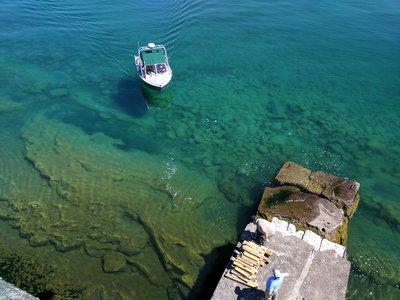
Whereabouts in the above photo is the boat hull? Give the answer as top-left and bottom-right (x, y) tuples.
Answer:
(139, 78), (170, 91)
(137, 71), (173, 91)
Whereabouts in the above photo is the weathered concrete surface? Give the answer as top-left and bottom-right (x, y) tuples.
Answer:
(300, 250), (350, 299)
(275, 162), (312, 190)
(0, 278), (38, 300)
(211, 222), (350, 300)
(275, 161), (360, 217)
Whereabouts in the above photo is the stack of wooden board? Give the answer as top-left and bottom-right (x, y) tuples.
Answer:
(224, 240), (273, 288)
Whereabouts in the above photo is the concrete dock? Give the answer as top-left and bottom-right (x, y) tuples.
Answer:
(211, 219), (351, 300)
(210, 161), (360, 299)
(0, 278), (38, 300)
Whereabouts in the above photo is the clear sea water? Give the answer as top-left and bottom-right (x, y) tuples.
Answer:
(0, 0), (399, 299)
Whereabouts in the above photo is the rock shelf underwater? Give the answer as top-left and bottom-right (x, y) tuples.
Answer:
(1, 112), (241, 298)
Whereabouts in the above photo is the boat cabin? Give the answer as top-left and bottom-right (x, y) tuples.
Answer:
(140, 48), (167, 75)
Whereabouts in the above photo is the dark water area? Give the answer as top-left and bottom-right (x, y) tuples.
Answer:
(1, 0), (399, 298)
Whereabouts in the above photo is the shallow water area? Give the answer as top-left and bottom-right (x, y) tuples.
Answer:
(1, 0), (400, 299)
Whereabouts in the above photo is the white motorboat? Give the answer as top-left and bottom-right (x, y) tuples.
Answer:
(134, 43), (173, 90)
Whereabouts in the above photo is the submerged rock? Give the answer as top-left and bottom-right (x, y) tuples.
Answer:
(0, 98), (25, 113)
(118, 237), (147, 256)
(85, 239), (116, 258)
(49, 88), (69, 97)
(15, 115), (236, 297)
(102, 252), (126, 273)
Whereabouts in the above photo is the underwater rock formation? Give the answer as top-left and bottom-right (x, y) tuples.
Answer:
(0, 115), (238, 298)
(102, 252), (127, 272)
(0, 98), (25, 113)
(49, 88), (69, 98)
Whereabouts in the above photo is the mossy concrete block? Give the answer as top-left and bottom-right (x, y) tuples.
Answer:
(262, 161), (362, 246)
(259, 185), (300, 214)
(274, 161), (360, 218)
(275, 161), (311, 187)
(259, 186), (344, 242)
(322, 179), (360, 217)
(307, 202), (344, 235)
(306, 171), (328, 194)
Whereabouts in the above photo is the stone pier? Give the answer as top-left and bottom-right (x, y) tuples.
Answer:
(211, 220), (350, 300)
(0, 278), (38, 300)
(211, 161), (360, 300)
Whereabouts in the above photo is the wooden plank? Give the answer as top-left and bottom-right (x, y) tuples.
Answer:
(225, 270), (249, 283)
(243, 240), (274, 256)
(243, 241), (268, 254)
(232, 260), (258, 274)
(243, 250), (262, 262)
(232, 264), (255, 278)
(229, 268), (254, 281)
(229, 268), (256, 284)
(239, 253), (264, 266)
(242, 245), (265, 257)
(242, 246), (270, 264)
(224, 271), (258, 288)
(243, 240), (268, 252)
(233, 256), (259, 268)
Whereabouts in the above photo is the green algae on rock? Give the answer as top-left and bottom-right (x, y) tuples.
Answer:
(0, 247), (82, 299)
(102, 252), (127, 273)
(1, 114), (238, 298)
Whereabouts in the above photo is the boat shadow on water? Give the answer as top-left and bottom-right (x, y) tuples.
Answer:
(114, 78), (173, 117)
(139, 81), (173, 108)
(114, 78), (148, 117)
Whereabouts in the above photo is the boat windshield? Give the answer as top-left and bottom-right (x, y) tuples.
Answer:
(145, 64), (167, 75)
(157, 64), (167, 73)
(146, 65), (155, 75)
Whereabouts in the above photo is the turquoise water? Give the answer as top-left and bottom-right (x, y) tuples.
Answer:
(1, 0), (399, 298)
